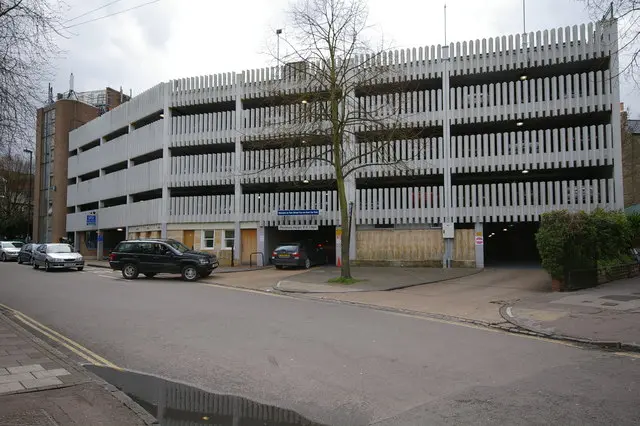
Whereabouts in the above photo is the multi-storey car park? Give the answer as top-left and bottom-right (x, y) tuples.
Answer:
(66, 20), (622, 267)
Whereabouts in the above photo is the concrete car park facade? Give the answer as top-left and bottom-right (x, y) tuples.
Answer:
(66, 21), (622, 266)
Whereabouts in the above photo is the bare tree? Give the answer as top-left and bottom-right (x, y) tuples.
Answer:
(0, 0), (64, 152)
(0, 152), (31, 238)
(581, 0), (640, 84)
(252, 0), (427, 279)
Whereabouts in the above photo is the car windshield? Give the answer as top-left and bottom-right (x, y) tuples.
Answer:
(47, 244), (73, 253)
(275, 244), (300, 252)
(165, 240), (190, 253)
(2, 242), (21, 248)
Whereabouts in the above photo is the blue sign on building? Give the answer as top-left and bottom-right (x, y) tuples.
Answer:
(86, 214), (97, 226)
(277, 209), (320, 216)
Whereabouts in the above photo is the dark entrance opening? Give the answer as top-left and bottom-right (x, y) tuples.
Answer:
(102, 228), (127, 259)
(265, 226), (336, 265)
(484, 222), (541, 268)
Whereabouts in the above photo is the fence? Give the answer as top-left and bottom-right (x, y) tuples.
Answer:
(565, 263), (640, 291)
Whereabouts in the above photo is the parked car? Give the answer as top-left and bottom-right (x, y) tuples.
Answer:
(17, 243), (40, 265)
(108, 239), (219, 281)
(32, 243), (84, 271)
(0, 241), (24, 262)
(271, 240), (327, 269)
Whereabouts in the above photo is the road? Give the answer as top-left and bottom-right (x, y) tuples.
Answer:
(0, 262), (639, 425)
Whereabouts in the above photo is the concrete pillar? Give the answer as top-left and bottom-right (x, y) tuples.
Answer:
(441, 44), (454, 268)
(609, 22), (624, 210)
(475, 222), (485, 269)
(96, 230), (103, 261)
(160, 83), (172, 238)
(232, 73), (245, 265)
(256, 226), (265, 266)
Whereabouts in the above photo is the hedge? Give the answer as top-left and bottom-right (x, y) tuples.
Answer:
(536, 209), (634, 281)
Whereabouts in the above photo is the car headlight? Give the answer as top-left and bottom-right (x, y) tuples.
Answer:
(198, 258), (209, 264)
(77, 256), (83, 261)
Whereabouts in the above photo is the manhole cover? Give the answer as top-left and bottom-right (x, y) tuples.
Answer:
(600, 295), (640, 302)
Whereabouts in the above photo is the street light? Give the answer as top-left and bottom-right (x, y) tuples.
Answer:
(23, 148), (33, 241)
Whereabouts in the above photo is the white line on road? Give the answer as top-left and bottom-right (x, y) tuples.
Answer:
(506, 307), (514, 318)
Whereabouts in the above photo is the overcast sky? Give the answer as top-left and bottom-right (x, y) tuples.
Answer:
(51, 0), (640, 114)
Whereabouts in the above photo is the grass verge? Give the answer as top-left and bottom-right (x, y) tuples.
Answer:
(327, 277), (365, 285)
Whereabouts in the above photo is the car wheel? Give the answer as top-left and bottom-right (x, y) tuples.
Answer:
(181, 265), (198, 282)
(77, 267), (84, 271)
(44, 261), (50, 272)
(1, 253), (6, 262)
(33, 262), (39, 269)
(304, 258), (311, 269)
(275, 265), (283, 270)
(198, 271), (212, 278)
(122, 263), (139, 280)
(143, 273), (157, 278)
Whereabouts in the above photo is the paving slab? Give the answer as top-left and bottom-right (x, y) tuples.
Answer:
(0, 309), (152, 424)
(503, 276), (640, 347)
(275, 266), (481, 293)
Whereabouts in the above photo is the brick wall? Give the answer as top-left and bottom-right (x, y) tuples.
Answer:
(622, 112), (640, 208)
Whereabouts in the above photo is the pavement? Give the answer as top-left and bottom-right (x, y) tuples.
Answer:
(2, 262), (640, 425)
(0, 307), (153, 425)
(303, 267), (551, 324)
(274, 266), (480, 293)
(502, 276), (640, 350)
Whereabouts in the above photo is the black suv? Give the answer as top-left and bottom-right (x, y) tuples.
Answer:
(109, 239), (219, 281)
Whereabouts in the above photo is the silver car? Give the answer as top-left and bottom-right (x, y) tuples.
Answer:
(0, 241), (24, 262)
(32, 243), (85, 271)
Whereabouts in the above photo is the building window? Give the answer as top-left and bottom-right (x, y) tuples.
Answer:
(224, 230), (234, 249)
(203, 230), (215, 249)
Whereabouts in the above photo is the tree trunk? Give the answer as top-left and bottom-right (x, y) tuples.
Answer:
(336, 174), (351, 279)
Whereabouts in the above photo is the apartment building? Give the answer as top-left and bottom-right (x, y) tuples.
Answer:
(66, 21), (622, 266)
(33, 86), (130, 246)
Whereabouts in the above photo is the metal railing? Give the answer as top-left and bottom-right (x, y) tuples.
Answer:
(249, 252), (264, 267)
(565, 263), (640, 291)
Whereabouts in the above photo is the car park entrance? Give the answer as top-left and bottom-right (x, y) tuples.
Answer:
(264, 225), (336, 266)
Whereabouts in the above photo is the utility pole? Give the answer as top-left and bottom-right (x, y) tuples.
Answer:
(276, 29), (283, 77)
(23, 148), (33, 241)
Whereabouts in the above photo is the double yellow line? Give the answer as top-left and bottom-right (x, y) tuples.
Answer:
(0, 303), (120, 369)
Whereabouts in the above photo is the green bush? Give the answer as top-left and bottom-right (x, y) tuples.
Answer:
(628, 212), (640, 245)
(536, 209), (634, 281)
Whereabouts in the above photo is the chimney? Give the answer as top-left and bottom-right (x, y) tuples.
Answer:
(120, 86), (123, 103)
(69, 73), (74, 92)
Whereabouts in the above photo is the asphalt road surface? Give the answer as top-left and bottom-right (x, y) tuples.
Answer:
(1, 262), (639, 425)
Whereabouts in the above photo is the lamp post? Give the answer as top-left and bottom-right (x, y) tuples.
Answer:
(23, 148), (33, 241)
(276, 29), (282, 77)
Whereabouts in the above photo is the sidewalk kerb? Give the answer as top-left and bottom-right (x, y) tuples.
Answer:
(0, 307), (156, 424)
(499, 305), (640, 353)
(274, 267), (485, 294)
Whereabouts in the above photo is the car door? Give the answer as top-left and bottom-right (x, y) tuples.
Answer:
(136, 242), (157, 272)
(34, 245), (46, 265)
(154, 243), (180, 274)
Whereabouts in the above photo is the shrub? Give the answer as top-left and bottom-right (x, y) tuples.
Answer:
(536, 209), (632, 282)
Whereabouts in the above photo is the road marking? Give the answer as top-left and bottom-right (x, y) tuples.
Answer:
(506, 307), (514, 318)
(0, 303), (120, 369)
(202, 283), (291, 298)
